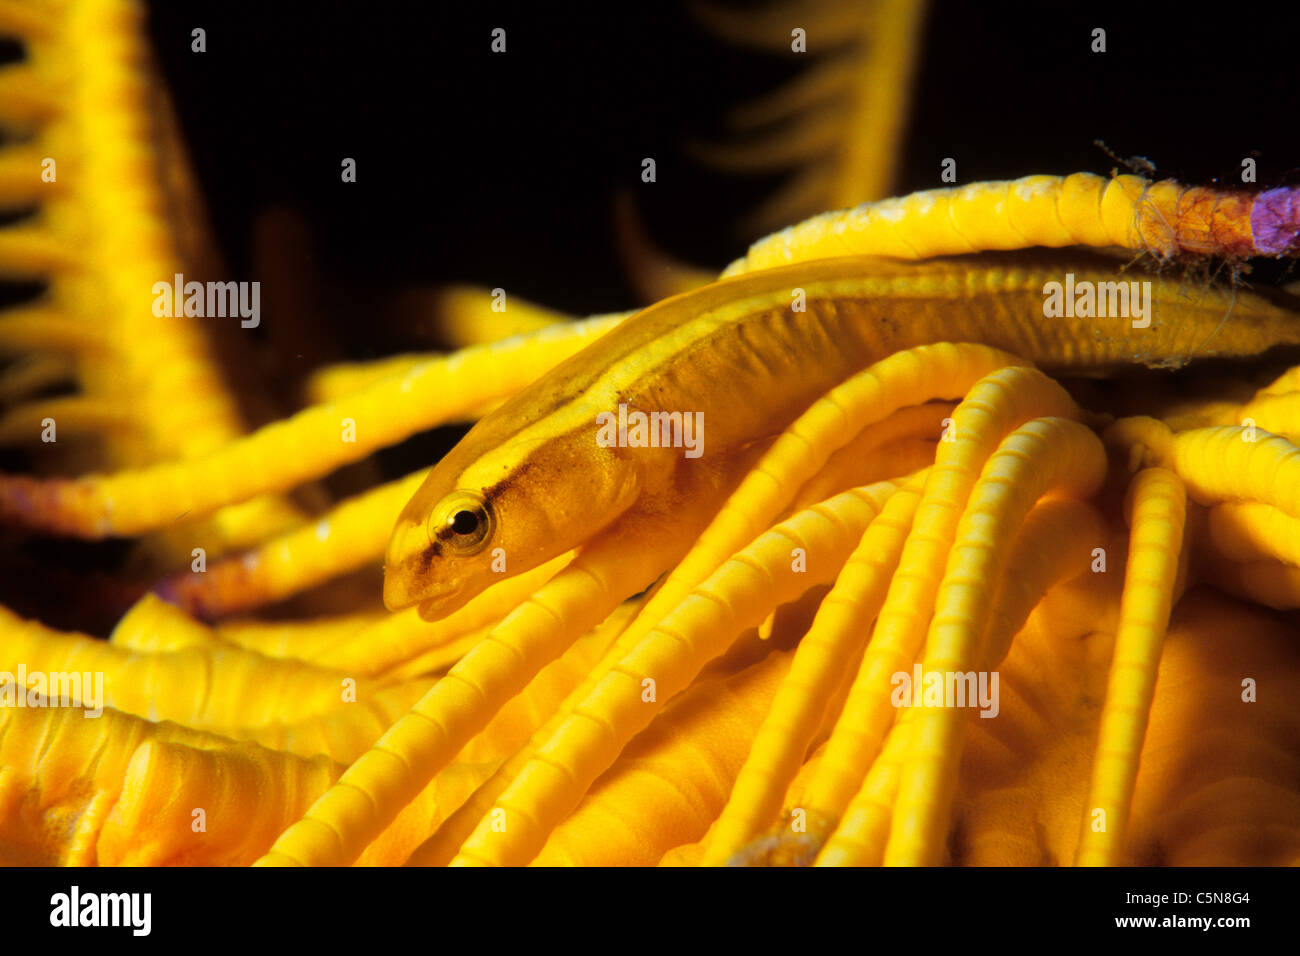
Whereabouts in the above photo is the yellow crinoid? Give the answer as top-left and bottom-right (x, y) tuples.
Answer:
(0, 0), (1297, 869)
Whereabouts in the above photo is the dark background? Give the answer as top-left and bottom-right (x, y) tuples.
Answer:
(145, 0), (1300, 328)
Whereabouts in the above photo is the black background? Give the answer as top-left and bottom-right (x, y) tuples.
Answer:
(2, 862), (1285, 940)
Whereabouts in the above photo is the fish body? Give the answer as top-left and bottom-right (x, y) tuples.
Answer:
(384, 251), (1300, 617)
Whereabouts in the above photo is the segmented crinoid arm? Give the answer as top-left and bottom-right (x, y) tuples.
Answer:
(1103, 415), (1176, 474)
(403, 599), (651, 867)
(422, 284), (577, 346)
(785, 401), (951, 511)
(86, 712), (493, 866)
(980, 499), (1107, 668)
(1168, 428), (1300, 518)
(883, 417), (1107, 866)
(303, 294), (631, 402)
(799, 366), (1079, 825)
(102, 734), (500, 866)
(1076, 467), (1186, 866)
(112, 594), (503, 677)
(0, 352), (73, 404)
(0, 698), (220, 865)
(1238, 393), (1300, 441)
(451, 482), (903, 866)
(0, 655), (498, 866)
(409, 346), (1022, 867)
(99, 736), (339, 866)
(532, 645), (796, 866)
(122, 600), (634, 796)
(0, 0), (251, 465)
(445, 598), (645, 770)
(1252, 363), (1300, 399)
(0, 602), (395, 729)
(108, 592), (221, 653)
(0, 306), (123, 354)
(217, 681), (434, 765)
(275, 486), (891, 869)
(0, 0), (324, 558)
(256, 517), (680, 866)
(699, 471), (928, 865)
(304, 354), (445, 405)
(320, 553), (574, 677)
(691, 0), (928, 233)
(427, 486), (900, 868)
(724, 174), (1300, 276)
(1120, 589), (1300, 866)
(812, 698), (917, 867)
(155, 468), (431, 618)
(203, 554), (571, 679)
(0, 696), (434, 865)
(1205, 500), (1300, 569)
(634, 343), (1028, 653)
(816, 497), (1104, 866)
(0, 396), (135, 444)
(190, 610), (388, 658)
(0, 315), (624, 537)
(110, 604), (448, 759)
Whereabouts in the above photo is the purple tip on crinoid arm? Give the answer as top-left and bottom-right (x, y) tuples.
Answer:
(1251, 187), (1300, 255)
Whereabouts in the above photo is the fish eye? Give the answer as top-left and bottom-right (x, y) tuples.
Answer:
(429, 490), (495, 555)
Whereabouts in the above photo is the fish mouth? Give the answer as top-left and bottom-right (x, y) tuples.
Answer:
(383, 570), (458, 620)
(382, 564), (461, 620)
(382, 559), (440, 613)
(382, 575), (416, 612)
(416, 592), (459, 622)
